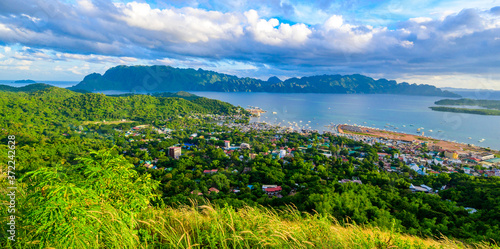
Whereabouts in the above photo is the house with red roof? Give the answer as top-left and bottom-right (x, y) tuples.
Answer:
(203, 169), (218, 174)
(208, 187), (220, 194)
(264, 186), (282, 197)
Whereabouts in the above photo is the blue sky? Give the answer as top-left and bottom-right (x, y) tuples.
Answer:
(0, 0), (499, 89)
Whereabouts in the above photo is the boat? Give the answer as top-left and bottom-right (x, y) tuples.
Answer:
(272, 112), (277, 114)
(468, 137), (472, 139)
(479, 139), (485, 142)
(417, 128), (421, 132)
(428, 130), (433, 132)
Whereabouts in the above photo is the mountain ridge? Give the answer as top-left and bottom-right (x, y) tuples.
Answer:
(69, 65), (460, 97)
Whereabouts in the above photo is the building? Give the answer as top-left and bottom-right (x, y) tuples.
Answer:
(430, 145), (443, 151)
(240, 143), (251, 149)
(410, 184), (432, 193)
(224, 140), (231, 148)
(480, 153), (495, 161)
(264, 186), (282, 197)
(203, 169), (218, 174)
(444, 151), (458, 160)
(168, 146), (181, 159)
(208, 187), (220, 194)
(279, 149), (287, 159)
(249, 153), (257, 160)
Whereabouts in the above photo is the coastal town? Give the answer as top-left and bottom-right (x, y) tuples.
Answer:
(79, 112), (500, 199)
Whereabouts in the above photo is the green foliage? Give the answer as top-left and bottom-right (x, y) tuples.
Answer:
(13, 149), (159, 248)
(0, 83), (53, 92)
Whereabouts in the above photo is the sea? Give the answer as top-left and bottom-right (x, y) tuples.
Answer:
(1, 80), (499, 150)
(0, 80), (79, 88)
(191, 92), (500, 150)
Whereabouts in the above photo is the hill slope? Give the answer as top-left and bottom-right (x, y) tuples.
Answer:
(68, 65), (460, 97)
(3, 149), (494, 248)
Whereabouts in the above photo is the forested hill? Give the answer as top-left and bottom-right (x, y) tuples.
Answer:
(0, 85), (244, 136)
(69, 65), (460, 97)
(0, 83), (53, 92)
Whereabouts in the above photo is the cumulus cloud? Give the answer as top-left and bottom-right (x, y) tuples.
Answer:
(245, 9), (311, 45)
(116, 2), (244, 43)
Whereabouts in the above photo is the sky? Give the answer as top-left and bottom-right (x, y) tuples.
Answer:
(0, 0), (499, 89)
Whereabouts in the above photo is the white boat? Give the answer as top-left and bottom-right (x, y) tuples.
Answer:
(272, 112), (277, 114)
(428, 130), (433, 132)
(479, 139), (485, 142)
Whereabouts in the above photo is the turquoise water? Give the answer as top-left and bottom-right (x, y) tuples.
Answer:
(192, 92), (500, 150)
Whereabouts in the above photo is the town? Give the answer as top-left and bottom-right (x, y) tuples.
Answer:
(75, 113), (500, 200)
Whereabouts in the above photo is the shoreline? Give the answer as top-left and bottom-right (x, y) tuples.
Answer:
(338, 124), (497, 154)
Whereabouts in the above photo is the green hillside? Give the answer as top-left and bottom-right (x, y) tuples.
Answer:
(2, 149), (495, 249)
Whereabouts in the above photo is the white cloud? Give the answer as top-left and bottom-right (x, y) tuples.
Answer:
(78, 0), (96, 13)
(400, 40), (414, 48)
(319, 15), (384, 53)
(116, 2), (244, 43)
(409, 17), (433, 23)
(245, 9), (312, 45)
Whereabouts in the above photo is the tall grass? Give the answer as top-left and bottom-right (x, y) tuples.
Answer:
(134, 200), (497, 249)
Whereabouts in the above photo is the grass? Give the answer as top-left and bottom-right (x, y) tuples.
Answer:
(5, 199), (498, 248)
(134, 201), (497, 249)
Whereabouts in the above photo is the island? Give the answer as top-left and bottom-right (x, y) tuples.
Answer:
(430, 98), (500, 116)
(13, 79), (36, 83)
(68, 65), (460, 97)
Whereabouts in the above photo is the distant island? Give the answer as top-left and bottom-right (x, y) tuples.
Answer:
(0, 83), (53, 92)
(430, 98), (500, 116)
(68, 65), (460, 97)
(13, 79), (36, 83)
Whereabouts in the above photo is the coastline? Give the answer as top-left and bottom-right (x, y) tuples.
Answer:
(337, 124), (497, 154)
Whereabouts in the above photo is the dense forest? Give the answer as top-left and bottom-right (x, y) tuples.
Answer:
(69, 65), (460, 97)
(1, 85), (499, 248)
